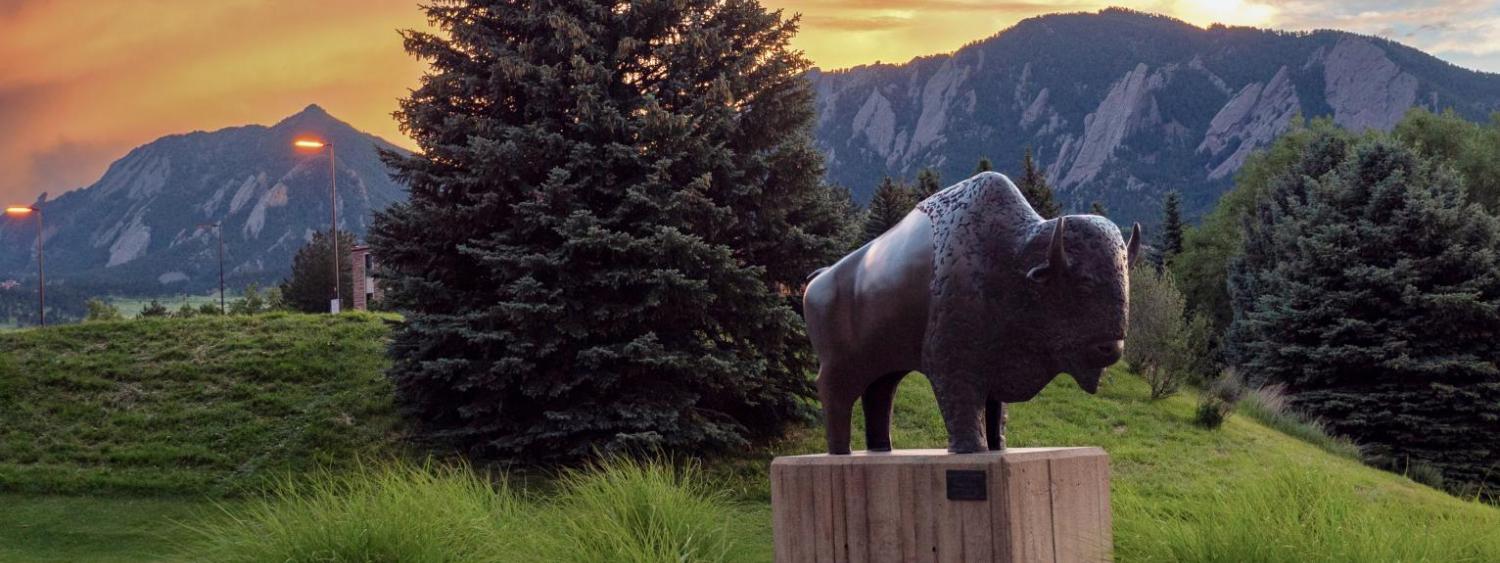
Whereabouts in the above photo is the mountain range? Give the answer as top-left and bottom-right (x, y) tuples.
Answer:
(809, 8), (1500, 226)
(5, 8), (1500, 293)
(0, 105), (407, 293)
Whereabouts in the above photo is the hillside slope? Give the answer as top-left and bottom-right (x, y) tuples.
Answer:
(1, 317), (1496, 561)
(0, 313), (402, 496)
(810, 8), (1500, 226)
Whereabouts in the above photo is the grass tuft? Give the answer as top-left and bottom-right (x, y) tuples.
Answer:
(1237, 384), (1362, 460)
(185, 458), (747, 563)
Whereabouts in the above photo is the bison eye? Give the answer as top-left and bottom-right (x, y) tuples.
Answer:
(1026, 264), (1054, 283)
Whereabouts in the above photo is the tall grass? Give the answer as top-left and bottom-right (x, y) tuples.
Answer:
(1237, 384), (1361, 460)
(1116, 466), (1500, 562)
(187, 458), (745, 563)
(187, 462), (520, 562)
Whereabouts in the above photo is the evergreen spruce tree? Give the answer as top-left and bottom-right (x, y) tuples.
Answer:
(975, 157), (993, 173)
(370, 0), (855, 462)
(1154, 191), (1183, 267)
(278, 229), (355, 313)
(863, 176), (917, 242)
(915, 168), (942, 199)
(1016, 147), (1060, 218)
(1089, 201), (1107, 216)
(1227, 132), (1500, 494)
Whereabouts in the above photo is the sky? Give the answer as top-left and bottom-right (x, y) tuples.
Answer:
(2, 0), (1498, 206)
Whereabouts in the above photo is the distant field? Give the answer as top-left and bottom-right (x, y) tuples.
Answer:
(110, 294), (228, 317)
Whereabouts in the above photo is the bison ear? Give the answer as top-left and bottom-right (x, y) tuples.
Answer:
(1027, 216), (1068, 283)
(1126, 222), (1142, 268)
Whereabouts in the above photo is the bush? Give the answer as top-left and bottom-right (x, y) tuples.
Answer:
(1194, 372), (1243, 429)
(187, 458), (744, 563)
(83, 298), (122, 322)
(139, 299), (169, 318)
(1126, 265), (1195, 399)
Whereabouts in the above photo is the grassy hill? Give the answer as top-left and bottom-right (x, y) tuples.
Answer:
(2, 314), (1497, 561)
(0, 312), (402, 496)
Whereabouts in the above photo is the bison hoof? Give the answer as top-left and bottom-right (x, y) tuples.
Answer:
(868, 444), (892, 452)
(828, 447), (851, 455)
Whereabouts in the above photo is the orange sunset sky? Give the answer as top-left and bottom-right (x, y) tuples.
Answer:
(3, 0), (1498, 206)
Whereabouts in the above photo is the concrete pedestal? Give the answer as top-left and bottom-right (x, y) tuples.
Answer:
(770, 448), (1111, 563)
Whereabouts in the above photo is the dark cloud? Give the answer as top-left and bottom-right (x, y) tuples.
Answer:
(27, 139), (123, 194)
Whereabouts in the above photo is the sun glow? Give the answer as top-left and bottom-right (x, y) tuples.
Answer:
(293, 139), (327, 149)
(5, 206), (35, 215)
(1174, 0), (1277, 27)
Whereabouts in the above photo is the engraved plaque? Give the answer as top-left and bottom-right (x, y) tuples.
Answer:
(945, 469), (987, 501)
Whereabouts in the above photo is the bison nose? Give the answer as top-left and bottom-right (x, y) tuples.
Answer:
(1086, 340), (1124, 367)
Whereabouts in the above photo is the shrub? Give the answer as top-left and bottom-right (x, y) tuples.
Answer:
(1194, 371), (1243, 429)
(139, 299), (169, 318)
(1126, 265), (1194, 399)
(83, 298), (122, 322)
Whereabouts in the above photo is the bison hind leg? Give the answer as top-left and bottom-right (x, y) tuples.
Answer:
(985, 398), (1007, 451)
(862, 371), (907, 452)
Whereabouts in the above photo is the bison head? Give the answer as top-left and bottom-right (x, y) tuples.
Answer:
(1017, 215), (1140, 394)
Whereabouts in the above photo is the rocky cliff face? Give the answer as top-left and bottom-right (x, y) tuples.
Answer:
(0, 105), (408, 292)
(810, 9), (1500, 227)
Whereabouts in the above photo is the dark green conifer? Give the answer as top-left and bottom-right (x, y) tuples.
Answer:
(1016, 147), (1060, 218)
(370, 0), (854, 462)
(975, 157), (993, 173)
(1228, 133), (1500, 494)
(863, 176), (918, 242)
(915, 168), (942, 199)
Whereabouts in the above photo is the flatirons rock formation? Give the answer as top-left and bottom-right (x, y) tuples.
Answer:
(0, 105), (408, 292)
(809, 8), (1500, 226)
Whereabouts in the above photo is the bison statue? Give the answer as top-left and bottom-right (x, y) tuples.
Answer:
(803, 172), (1140, 454)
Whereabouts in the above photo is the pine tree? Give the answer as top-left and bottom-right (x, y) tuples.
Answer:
(914, 168), (942, 199)
(1016, 147), (1060, 218)
(1227, 132), (1500, 495)
(1156, 191), (1183, 267)
(370, 0), (854, 463)
(278, 229), (355, 313)
(139, 299), (168, 318)
(1089, 201), (1107, 216)
(975, 157), (993, 173)
(863, 176), (917, 242)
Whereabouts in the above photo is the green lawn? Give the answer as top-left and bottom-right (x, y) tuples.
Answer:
(3, 315), (1498, 561)
(0, 494), (229, 562)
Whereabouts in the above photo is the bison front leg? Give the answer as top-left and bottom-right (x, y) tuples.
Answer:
(933, 376), (987, 453)
(818, 374), (856, 455)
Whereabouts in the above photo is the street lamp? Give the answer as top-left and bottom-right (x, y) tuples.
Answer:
(4, 205), (44, 327)
(292, 138), (341, 313)
(198, 222), (225, 314)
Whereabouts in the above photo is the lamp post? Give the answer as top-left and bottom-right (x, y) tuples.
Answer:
(198, 222), (225, 314)
(4, 205), (44, 327)
(293, 138), (340, 313)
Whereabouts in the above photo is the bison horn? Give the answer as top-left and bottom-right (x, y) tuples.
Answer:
(1027, 216), (1068, 282)
(1127, 222), (1142, 267)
